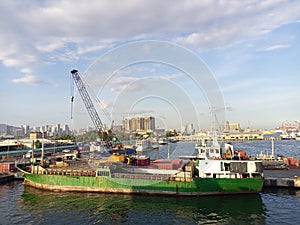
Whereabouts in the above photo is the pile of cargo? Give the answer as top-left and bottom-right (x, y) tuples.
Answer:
(150, 159), (184, 170)
(0, 162), (17, 173)
(0, 162), (16, 184)
(284, 157), (299, 169)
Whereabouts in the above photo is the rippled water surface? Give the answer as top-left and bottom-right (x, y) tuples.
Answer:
(1, 140), (300, 225)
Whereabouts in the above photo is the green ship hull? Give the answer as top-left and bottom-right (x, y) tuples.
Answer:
(23, 172), (263, 196)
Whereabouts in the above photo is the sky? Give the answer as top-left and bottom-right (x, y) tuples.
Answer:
(1, 0), (300, 132)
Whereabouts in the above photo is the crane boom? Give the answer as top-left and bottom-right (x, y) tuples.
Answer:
(70, 69), (107, 139)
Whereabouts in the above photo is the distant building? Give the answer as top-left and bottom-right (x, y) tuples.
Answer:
(123, 116), (155, 132)
(30, 132), (44, 139)
(0, 124), (9, 136)
(123, 119), (130, 132)
(14, 128), (24, 137)
(222, 131), (263, 141)
(183, 123), (195, 135)
(63, 124), (70, 135)
(229, 123), (241, 132)
(223, 121), (230, 132)
(144, 116), (155, 132)
(181, 123), (192, 135)
(0, 124), (24, 137)
(22, 125), (30, 136)
(1, 123), (73, 139)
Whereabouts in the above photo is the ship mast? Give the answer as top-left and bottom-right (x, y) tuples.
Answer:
(210, 107), (220, 148)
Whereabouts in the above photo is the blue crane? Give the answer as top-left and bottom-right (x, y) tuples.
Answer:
(70, 69), (111, 144)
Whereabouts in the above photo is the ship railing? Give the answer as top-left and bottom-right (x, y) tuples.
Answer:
(112, 172), (170, 181)
(43, 168), (96, 176)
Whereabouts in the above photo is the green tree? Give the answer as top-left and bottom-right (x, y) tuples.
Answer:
(35, 140), (42, 148)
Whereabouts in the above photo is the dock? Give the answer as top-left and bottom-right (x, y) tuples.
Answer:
(0, 173), (14, 184)
(263, 169), (300, 189)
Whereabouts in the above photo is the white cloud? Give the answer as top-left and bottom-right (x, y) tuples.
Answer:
(11, 74), (43, 85)
(36, 39), (66, 53)
(261, 44), (291, 51)
(0, 0), (300, 85)
(0, 48), (37, 67)
(20, 67), (33, 74)
(0, 0), (300, 61)
(0, 0), (300, 102)
(76, 41), (114, 55)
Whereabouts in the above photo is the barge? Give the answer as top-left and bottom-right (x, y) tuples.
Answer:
(17, 142), (264, 196)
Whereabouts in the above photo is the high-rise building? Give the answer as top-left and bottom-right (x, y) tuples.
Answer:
(0, 124), (8, 136)
(63, 124), (70, 135)
(123, 119), (130, 132)
(223, 121), (230, 132)
(22, 125), (30, 135)
(0, 124), (24, 137)
(144, 116), (155, 132)
(123, 116), (155, 132)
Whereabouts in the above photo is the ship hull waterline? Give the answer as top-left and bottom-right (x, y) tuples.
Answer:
(22, 173), (263, 196)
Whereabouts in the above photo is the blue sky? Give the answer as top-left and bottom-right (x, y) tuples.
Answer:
(1, 0), (300, 131)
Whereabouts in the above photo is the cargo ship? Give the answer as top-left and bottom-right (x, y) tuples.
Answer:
(16, 140), (264, 196)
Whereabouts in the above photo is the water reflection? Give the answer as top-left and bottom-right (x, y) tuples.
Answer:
(21, 186), (266, 225)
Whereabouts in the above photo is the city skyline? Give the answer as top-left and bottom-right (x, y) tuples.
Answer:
(2, 117), (298, 138)
(0, 123), (71, 138)
(1, 1), (300, 130)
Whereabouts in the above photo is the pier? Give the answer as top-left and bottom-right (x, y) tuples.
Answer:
(0, 173), (14, 184)
(263, 169), (300, 189)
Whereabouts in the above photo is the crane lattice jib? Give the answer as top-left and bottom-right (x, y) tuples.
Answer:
(70, 69), (105, 134)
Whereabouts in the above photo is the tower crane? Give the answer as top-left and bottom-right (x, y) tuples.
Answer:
(70, 69), (112, 146)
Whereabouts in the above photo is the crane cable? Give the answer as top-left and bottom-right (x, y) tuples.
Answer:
(69, 73), (77, 144)
(70, 74), (75, 120)
(69, 71), (114, 143)
(79, 74), (112, 123)
(79, 73), (118, 142)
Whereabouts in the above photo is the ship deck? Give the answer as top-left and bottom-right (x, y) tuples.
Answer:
(45, 159), (182, 179)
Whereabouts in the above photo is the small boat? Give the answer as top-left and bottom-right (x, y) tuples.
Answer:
(256, 138), (289, 170)
(135, 139), (152, 152)
(150, 138), (159, 149)
(90, 141), (111, 153)
(158, 138), (167, 145)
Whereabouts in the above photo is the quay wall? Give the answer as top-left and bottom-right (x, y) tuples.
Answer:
(0, 173), (14, 184)
(173, 136), (282, 142)
(263, 169), (300, 189)
(264, 177), (300, 189)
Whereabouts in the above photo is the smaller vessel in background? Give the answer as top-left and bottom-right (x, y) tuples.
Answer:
(158, 137), (167, 145)
(135, 139), (152, 152)
(90, 141), (110, 153)
(150, 138), (159, 149)
(256, 138), (290, 170)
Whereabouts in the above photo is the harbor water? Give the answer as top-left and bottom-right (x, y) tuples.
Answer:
(1, 140), (300, 225)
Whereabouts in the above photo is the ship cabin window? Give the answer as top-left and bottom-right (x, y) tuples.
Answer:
(97, 170), (110, 177)
(206, 149), (209, 157)
(56, 157), (63, 162)
(224, 163), (230, 171)
(209, 148), (220, 154)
